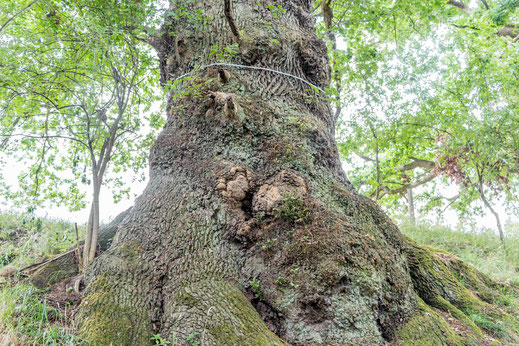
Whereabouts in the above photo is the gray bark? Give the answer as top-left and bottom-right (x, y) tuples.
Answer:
(76, 1), (416, 344)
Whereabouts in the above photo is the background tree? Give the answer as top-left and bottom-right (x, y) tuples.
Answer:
(0, 0), (165, 265)
(329, 0), (519, 240)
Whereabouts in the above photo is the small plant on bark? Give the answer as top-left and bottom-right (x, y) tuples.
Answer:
(186, 330), (201, 346)
(250, 276), (264, 301)
(275, 191), (310, 224)
(151, 334), (172, 345)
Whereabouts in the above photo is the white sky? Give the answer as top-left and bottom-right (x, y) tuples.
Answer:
(0, 153), (148, 224)
(0, 0), (513, 235)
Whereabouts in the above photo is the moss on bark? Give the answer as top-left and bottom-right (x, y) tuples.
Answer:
(396, 297), (466, 346)
(399, 238), (519, 344)
(29, 251), (78, 289)
(76, 275), (153, 345)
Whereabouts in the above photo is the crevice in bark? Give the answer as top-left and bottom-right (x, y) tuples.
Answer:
(241, 190), (254, 220)
(151, 273), (167, 333)
(250, 297), (287, 339)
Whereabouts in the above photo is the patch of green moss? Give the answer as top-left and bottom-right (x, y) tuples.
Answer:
(405, 239), (483, 313)
(76, 275), (152, 345)
(30, 252), (78, 288)
(118, 241), (142, 258)
(176, 289), (199, 308)
(405, 238), (519, 344)
(431, 295), (483, 337)
(205, 281), (287, 345)
(396, 297), (467, 346)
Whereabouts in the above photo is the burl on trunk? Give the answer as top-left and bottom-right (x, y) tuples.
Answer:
(76, 1), (508, 345)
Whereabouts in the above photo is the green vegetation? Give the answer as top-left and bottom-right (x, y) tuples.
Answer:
(186, 330), (201, 346)
(151, 333), (173, 345)
(400, 221), (519, 285)
(0, 212), (83, 268)
(250, 276), (263, 301)
(331, 0), (519, 241)
(0, 283), (81, 345)
(274, 191), (310, 224)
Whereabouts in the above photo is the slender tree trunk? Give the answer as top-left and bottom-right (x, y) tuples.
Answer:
(76, 1), (416, 344)
(407, 187), (416, 226)
(476, 165), (505, 243)
(82, 173), (102, 267)
(88, 180), (101, 262)
(82, 202), (94, 268)
(479, 191), (505, 243)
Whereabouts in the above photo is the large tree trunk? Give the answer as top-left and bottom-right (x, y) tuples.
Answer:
(75, 1), (519, 345)
(76, 1), (415, 344)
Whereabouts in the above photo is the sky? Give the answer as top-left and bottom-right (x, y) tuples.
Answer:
(0, 153), (148, 224)
(0, 0), (513, 235)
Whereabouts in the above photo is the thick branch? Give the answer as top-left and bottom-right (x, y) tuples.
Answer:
(497, 25), (519, 38)
(135, 36), (161, 50)
(376, 173), (437, 199)
(447, 0), (471, 13)
(395, 158), (435, 172)
(224, 0), (241, 42)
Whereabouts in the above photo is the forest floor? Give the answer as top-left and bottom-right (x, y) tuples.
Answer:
(0, 212), (517, 344)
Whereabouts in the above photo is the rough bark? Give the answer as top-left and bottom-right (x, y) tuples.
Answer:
(74, 1), (519, 345)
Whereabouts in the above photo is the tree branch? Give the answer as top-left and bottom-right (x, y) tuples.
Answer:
(0, 0), (40, 34)
(447, 0), (471, 13)
(224, 0), (241, 42)
(476, 164), (505, 242)
(497, 25), (519, 38)
(376, 173), (437, 199)
(448, 1), (519, 39)
(479, 0), (490, 11)
(395, 158), (435, 172)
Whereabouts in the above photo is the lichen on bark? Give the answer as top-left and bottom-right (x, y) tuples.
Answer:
(73, 0), (519, 345)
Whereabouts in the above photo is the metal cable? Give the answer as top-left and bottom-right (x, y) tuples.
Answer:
(172, 62), (326, 94)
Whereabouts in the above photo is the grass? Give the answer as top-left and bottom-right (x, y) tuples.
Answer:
(0, 212), (84, 269)
(0, 283), (82, 345)
(400, 220), (519, 285)
(0, 212), (517, 343)
(0, 213), (85, 344)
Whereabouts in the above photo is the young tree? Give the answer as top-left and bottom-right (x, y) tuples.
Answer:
(0, 0), (164, 266)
